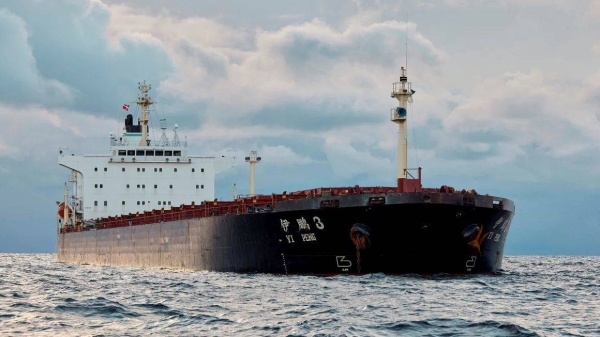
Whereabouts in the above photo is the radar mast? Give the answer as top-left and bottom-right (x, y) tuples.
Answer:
(391, 67), (414, 180)
(136, 81), (153, 146)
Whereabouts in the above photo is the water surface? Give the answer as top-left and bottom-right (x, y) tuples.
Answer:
(0, 254), (598, 336)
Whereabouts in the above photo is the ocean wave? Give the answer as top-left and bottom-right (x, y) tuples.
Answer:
(0, 254), (598, 336)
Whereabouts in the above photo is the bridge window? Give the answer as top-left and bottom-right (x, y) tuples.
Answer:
(136, 150), (144, 156)
(196, 185), (199, 189)
(94, 167), (98, 171)
(142, 201), (145, 205)
(100, 184), (103, 188)
(94, 201), (98, 206)
(104, 201), (107, 206)
(174, 151), (181, 156)
(137, 184), (140, 188)
(104, 168), (107, 172)
(142, 184), (145, 188)
(192, 168), (195, 172)
(118, 150), (126, 156)
(163, 200), (166, 205)
(165, 151), (173, 156)
(158, 201), (161, 205)
(122, 168), (125, 172)
(137, 168), (140, 172)
(154, 168), (157, 172)
(159, 168), (163, 172)
(127, 150), (135, 156)
(154, 184), (157, 188)
(127, 184), (130, 188)
(137, 201), (140, 205)
(95, 184), (98, 188)
(168, 201), (171, 205)
(201, 168), (204, 172)
(174, 168), (177, 173)
(201, 185), (204, 189)
(155, 150), (164, 156)
(122, 201), (125, 205)
(142, 168), (145, 172)
(169, 185), (173, 189)
(146, 150), (154, 156)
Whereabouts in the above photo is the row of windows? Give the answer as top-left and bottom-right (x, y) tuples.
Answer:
(137, 201), (172, 205)
(94, 167), (205, 173)
(95, 184), (204, 189)
(93, 201), (173, 206)
(117, 150), (181, 157)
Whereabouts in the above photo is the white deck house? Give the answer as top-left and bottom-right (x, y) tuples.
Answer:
(59, 82), (234, 221)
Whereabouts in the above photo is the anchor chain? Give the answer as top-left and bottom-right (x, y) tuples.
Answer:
(281, 253), (288, 275)
(350, 223), (371, 275)
(355, 240), (361, 274)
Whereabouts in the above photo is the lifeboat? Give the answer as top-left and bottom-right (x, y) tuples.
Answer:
(57, 202), (72, 218)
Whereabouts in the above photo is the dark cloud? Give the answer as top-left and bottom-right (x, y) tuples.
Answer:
(1, 1), (173, 116)
(233, 101), (380, 131)
(0, 8), (71, 106)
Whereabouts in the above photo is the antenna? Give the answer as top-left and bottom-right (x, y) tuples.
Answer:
(159, 118), (169, 146)
(405, 13), (408, 69)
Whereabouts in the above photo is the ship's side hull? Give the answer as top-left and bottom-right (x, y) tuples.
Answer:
(58, 193), (514, 274)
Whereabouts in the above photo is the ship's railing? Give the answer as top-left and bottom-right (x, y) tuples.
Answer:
(391, 81), (411, 95)
(110, 138), (188, 148)
(59, 184), (479, 234)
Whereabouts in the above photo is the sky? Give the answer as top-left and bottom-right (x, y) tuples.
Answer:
(0, 0), (599, 254)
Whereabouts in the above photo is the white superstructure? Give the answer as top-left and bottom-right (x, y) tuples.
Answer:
(59, 81), (235, 223)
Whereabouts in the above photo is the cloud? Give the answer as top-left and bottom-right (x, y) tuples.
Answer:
(593, 41), (600, 55)
(2, 0), (599, 190)
(256, 145), (317, 166)
(585, 0), (600, 21)
(0, 142), (19, 159)
(0, 8), (73, 106)
(440, 0), (570, 7)
(1, 1), (173, 117)
(104, 4), (446, 128)
(427, 69), (600, 185)
(0, 103), (117, 164)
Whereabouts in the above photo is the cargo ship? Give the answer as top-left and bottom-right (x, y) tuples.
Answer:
(57, 68), (515, 274)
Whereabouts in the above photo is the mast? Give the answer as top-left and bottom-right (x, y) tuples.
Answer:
(390, 67), (414, 180)
(245, 151), (261, 196)
(137, 81), (153, 146)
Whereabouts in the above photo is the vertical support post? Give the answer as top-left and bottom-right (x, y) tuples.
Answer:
(398, 122), (408, 179)
(390, 66), (413, 183)
(249, 163), (255, 196)
(245, 151), (261, 197)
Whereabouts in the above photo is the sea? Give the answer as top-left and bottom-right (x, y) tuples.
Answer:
(0, 254), (598, 337)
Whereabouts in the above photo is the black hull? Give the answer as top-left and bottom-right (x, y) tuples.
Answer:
(58, 193), (514, 274)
